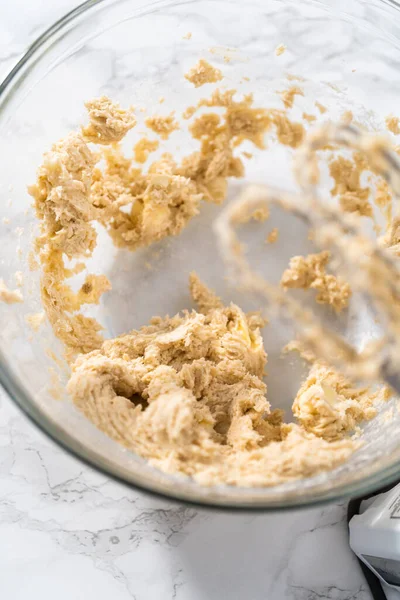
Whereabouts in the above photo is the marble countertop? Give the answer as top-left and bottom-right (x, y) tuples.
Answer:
(0, 388), (374, 600)
(0, 2), (396, 599)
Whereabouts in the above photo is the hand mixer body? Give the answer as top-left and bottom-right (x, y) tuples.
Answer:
(350, 482), (400, 590)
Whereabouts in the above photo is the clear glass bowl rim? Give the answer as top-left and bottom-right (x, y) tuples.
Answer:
(2, 0), (400, 511)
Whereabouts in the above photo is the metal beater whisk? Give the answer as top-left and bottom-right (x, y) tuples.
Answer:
(215, 122), (400, 392)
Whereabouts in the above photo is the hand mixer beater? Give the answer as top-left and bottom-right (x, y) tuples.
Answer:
(216, 122), (400, 394)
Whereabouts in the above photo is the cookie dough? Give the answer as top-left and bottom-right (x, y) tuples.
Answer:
(185, 59), (223, 87)
(68, 274), (364, 487)
(145, 112), (179, 139)
(29, 86), (281, 357)
(26, 311), (46, 332)
(329, 153), (373, 217)
(28, 131), (111, 359)
(82, 96), (136, 144)
(29, 63), (389, 488)
(0, 279), (23, 304)
(275, 43), (286, 56)
(293, 363), (377, 440)
(386, 115), (400, 135)
(279, 85), (304, 109)
(133, 137), (159, 163)
(303, 113), (317, 123)
(315, 101), (327, 114)
(280, 250), (352, 312)
(266, 227), (279, 244)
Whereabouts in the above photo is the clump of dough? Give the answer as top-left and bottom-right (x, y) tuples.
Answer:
(266, 228), (279, 244)
(145, 113), (179, 139)
(341, 111), (353, 125)
(178, 93), (270, 203)
(293, 363), (377, 440)
(14, 271), (24, 287)
(269, 110), (305, 148)
(133, 137), (159, 163)
(275, 44), (286, 56)
(185, 59), (223, 88)
(375, 179), (392, 228)
(386, 115), (400, 135)
(30, 82), (387, 487)
(82, 96), (136, 144)
(182, 105), (197, 120)
(68, 276), (366, 487)
(329, 153), (372, 217)
(235, 201), (270, 224)
(92, 150), (202, 250)
(189, 272), (223, 313)
(279, 86), (304, 109)
(280, 250), (351, 312)
(375, 179), (392, 209)
(315, 101), (327, 114)
(179, 90), (305, 205)
(196, 90), (305, 147)
(80, 87), (276, 253)
(26, 312), (46, 332)
(28, 132), (112, 359)
(0, 279), (23, 304)
(303, 113), (316, 123)
(29, 132), (98, 258)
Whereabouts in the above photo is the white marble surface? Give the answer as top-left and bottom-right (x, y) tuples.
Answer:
(0, 388), (373, 600)
(0, 1), (396, 599)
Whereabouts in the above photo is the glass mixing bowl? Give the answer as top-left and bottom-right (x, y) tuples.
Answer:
(2, 0), (400, 510)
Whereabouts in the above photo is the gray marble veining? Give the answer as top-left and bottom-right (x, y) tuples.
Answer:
(0, 378), (372, 600)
